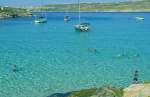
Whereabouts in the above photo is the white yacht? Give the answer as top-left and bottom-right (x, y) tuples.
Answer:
(75, 23), (90, 32)
(35, 16), (47, 24)
(74, 0), (90, 32)
(135, 17), (144, 20)
(64, 16), (70, 22)
(34, 0), (47, 24)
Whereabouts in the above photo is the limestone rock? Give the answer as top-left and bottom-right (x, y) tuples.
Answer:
(123, 84), (150, 97)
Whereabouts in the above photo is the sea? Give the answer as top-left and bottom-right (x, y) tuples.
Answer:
(0, 12), (150, 97)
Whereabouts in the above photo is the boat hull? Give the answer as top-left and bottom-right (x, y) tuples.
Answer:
(34, 19), (47, 24)
(74, 24), (90, 32)
(135, 17), (144, 20)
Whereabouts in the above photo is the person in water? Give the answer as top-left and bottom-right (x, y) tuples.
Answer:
(12, 64), (17, 72)
(88, 48), (98, 53)
(133, 70), (139, 84)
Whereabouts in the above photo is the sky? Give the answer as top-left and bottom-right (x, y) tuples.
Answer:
(0, 0), (132, 7)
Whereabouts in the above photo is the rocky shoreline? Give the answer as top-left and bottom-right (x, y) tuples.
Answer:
(0, 6), (32, 19)
(47, 84), (150, 97)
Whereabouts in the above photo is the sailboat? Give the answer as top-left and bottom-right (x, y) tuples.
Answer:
(64, 15), (70, 22)
(74, 0), (90, 32)
(135, 16), (144, 21)
(34, 1), (47, 24)
(35, 16), (47, 24)
(64, 10), (70, 22)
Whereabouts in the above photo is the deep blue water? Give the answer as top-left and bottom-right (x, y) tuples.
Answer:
(0, 12), (150, 97)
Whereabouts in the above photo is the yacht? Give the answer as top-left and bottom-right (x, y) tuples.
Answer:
(64, 16), (70, 22)
(34, 0), (47, 24)
(35, 16), (47, 24)
(75, 23), (90, 32)
(135, 17), (144, 20)
(74, 0), (90, 32)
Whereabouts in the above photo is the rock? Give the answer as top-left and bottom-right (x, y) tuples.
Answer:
(47, 84), (150, 97)
(68, 86), (123, 97)
(68, 88), (97, 97)
(0, 7), (32, 19)
(91, 86), (123, 97)
(123, 84), (150, 97)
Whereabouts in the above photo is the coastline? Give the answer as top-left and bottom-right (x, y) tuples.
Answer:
(30, 0), (150, 13)
(0, 6), (32, 19)
(47, 83), (150, 97)
(1, 11), (150, 19)
(1, 0), (150, 19)
(32, 11), (150, 13)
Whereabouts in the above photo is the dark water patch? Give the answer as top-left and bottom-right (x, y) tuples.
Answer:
(47, 92), (71, 97)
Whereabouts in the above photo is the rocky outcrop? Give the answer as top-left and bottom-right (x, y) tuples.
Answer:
(47, 84), (150, 97)
(0, 6), (32, 19)
(0, 12), (11, 19)
(69, 87), (123, 97)
(123, 84), (150, 97)
(47, 86), (123, 97)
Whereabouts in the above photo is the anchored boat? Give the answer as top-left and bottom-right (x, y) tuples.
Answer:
(35, 16), (47, 24)
(34, 0), (47, 24)
(75, 23), (90, 32)
(64, 16), (70, 22)
(74, 0), (90, 32)
(135, 17), (144, 20)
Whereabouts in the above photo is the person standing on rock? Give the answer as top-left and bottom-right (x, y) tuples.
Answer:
(133, 70), (139, 84)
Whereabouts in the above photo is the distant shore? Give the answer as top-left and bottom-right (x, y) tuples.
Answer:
(31, 10), (150, 13)
(0, 6), (32, 19)
(1, 0), (150, 19)
(30, 0), (150, 12)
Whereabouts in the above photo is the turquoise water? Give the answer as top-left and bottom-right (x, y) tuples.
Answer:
(0, 12), (150, 97)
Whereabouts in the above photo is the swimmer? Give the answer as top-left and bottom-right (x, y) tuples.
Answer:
(133, 53), (140, 57)
(116, 53), (125, 58)
(12, 64), (17, 72)
(88, 48), (98, 53)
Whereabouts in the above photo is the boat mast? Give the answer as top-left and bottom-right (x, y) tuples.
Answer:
(40, 0), (45, 18)
(78, 0), (81, 24)
(65, 5), (68, 16)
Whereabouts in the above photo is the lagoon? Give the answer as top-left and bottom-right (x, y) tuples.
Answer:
(0, 12), (150, 97)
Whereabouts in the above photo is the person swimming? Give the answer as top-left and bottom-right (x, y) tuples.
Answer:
(88, 48), (98, 53)
(133, 53), (140, 57)
(12, 64), (17, 72)
(116, 53), (125, 58)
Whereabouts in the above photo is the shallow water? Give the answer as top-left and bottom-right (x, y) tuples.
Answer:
(0, 12), (150, 97)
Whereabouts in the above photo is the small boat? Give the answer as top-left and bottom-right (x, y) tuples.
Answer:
(75, 23), (90, 32)
(135, 17), (144, 20)
(64, 16), (70, 22)
(34, 16), (47, 24)
(74, 0), (91, 32)
(34, 0), (47, 24)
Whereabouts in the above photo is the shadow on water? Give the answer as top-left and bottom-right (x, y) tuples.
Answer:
(47, 92), (71, 97)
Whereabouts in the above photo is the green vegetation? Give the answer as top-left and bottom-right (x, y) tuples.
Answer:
(69, 88), (97, 97)
(1, 0), (150, 19)
(68, 86), (123, 97)
(144, 81), (150, 84)
(0, 6), (32, 19)
(31, 0), (150, 12)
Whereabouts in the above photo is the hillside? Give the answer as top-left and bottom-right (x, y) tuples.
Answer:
(0, 6), (32, 19)
(31, 0), (150, 12)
